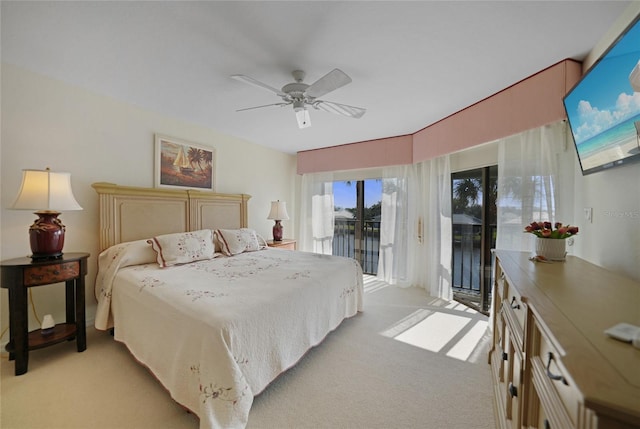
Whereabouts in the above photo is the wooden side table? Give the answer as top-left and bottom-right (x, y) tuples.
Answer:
(266, 239), (297, 250)
(1, 252), (89, 375)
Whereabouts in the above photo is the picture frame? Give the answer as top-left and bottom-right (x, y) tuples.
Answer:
(154, 134), (215, 191)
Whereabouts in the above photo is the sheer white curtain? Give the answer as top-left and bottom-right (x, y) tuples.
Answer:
(420, 155), (453, 300)
(496, 121), (569, 252)
(376, 158), (452, 300)
(299, 172), (335, 254)
(378, 165), (417, 287)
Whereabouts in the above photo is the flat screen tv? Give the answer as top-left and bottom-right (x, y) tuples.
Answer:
(563, 15), (640, 175)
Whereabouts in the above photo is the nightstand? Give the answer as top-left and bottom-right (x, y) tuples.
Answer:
(266, 239), (297, 250)
(1, 252), (89, 375)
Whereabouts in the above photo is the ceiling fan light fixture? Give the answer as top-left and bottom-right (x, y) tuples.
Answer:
(295, 106), (311, 129)
(231, 68), (365, 128)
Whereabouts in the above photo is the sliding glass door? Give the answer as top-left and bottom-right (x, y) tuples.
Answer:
(451, 166), (497, 314)
(332, 180), (382, 274)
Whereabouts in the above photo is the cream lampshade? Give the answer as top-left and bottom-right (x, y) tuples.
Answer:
(267, 200), (290, 241)
(10, 168), (83, 260)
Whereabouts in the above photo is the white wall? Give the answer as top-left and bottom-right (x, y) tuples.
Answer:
(572, 161), (640, 280)
(0, 63), (297, 336)
(570, 4), (640, 281)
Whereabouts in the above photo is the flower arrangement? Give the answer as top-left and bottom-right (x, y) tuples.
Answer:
(524, 221), (579, 239)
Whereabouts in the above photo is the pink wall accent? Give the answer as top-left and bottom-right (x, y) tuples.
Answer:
(296, 60), (582, 174)
(296, 134), (413, 175)
(413, 59), (582, 162)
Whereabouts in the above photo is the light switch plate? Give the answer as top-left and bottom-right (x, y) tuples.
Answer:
(583, 207), (592, 223)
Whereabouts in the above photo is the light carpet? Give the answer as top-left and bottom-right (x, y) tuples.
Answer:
(1, 277), (495, 429)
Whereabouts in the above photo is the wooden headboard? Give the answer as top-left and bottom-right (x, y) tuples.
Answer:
(92, 182), (251, 251)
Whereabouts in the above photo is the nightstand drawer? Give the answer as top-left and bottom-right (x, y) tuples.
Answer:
(24, 261), (80, 286)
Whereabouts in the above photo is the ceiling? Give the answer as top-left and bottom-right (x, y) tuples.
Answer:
(1, 1), (631, 154)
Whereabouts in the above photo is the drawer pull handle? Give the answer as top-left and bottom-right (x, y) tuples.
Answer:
(53, 270), (60, 275)
(498, 338), (508, 361)
(510, 296), (520, 310)
(508, 382), (517, 398)
(546, 352), (569, 386)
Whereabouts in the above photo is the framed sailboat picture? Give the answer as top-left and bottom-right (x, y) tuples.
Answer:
(154, 134), (215, 191)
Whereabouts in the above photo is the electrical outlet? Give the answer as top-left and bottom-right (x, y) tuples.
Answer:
(584, 207), (592, 223)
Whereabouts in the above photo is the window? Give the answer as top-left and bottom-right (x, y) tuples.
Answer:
(332, 180), (382, 274)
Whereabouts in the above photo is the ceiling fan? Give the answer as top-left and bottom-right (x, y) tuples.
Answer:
(231, 69), (366, 129)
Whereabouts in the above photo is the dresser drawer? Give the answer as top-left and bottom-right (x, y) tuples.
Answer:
(530, 381), (554, 429)
(530, 356), (576, 428)
(530, 317), (581, 428)
(494, 312), (505, 370)
(505, 336), (523, 429)
(499, 319), (511, 384)
(501, 295), (525, 351)
(24, 261), (80, 286)
(495, 263), (507, 298)
(490, 351), (508, 429)
(503, 279), (525, 333)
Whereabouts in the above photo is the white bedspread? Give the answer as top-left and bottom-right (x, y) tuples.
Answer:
(94, 243), (363, 429)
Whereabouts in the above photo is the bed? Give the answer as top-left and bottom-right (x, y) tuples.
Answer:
(91, 183), (364, 429)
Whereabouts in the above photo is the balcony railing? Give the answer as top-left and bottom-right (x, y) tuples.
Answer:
(452, 222), (496, 314)
(452, 223), (482, 294)
(333, 218), (495, 309)
(333, 219), (380, 275)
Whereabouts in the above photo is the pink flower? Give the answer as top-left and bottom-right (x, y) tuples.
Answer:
(524, 220), (579, 239)
(529, 222), (542, 231)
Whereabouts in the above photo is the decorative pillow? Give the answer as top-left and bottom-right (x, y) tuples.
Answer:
(214, 228), (265, 256)
(148, 229), (216, 267)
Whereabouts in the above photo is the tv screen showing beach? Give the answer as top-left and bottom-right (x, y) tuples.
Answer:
(564, 16), (640, 175)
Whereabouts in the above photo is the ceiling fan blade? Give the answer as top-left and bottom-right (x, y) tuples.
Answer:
(231, 74), (287, 97)
(313, 100), (366, 119)
(305, 69), (352, 99)
(236, 102), (290, 112)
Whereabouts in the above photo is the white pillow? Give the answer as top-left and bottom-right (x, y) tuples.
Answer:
(148, 229), (216, 267)
(214, 228), (264, 256)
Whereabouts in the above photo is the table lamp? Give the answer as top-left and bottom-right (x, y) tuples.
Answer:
(10, 168), (83, 260)
(267, 200), (289, 242)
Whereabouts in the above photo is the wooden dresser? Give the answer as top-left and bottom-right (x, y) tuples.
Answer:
(489, 250), (640, 429)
